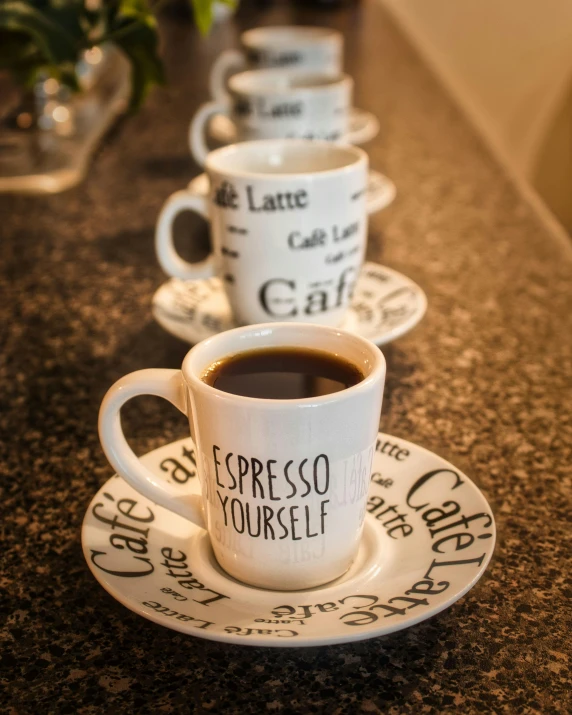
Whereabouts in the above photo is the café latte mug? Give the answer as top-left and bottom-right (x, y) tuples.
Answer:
(155, 139), (368, 327)
(191, 69), (354, 166)
(98, 322), (386, 590)
(210, 26), (343, 101)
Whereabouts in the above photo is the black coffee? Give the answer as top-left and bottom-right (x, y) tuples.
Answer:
(202, 347), (364, 399)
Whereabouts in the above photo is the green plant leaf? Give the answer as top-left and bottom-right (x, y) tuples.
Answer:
(191, 0), (214, 36)
(0, 0), (229, 111)
(108, 18), (164, 110)
(0, 1), (79, 64)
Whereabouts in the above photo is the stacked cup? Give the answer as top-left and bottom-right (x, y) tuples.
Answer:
(155, 25), (400, 330)
(193, 26), (378, 161)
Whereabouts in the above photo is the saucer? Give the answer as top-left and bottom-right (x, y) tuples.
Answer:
(187, 168), (396, 216)
(209, 107), (379, 146)
(152, 262), (427, 346)
(82, 433), (496, 647)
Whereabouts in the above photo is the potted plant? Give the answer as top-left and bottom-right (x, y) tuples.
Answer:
(0, 0), (236, 192)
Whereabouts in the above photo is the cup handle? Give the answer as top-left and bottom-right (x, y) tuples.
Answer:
(189, 101), (231, 167)
(209, 49), (246, 100)
(98, 369), (206, 528)
(155, 189), (214, 280)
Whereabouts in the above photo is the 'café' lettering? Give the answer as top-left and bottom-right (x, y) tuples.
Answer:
(259, 266), (356, 317)
(89, 493), (155, 577)
(213, 181), (239, 209)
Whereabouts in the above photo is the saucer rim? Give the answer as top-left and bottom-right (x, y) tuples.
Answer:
(152, 261), (428, 348)
(82, 433), (495, 648)
(208, 106), (379, 146)
(345, 108), (380, 145)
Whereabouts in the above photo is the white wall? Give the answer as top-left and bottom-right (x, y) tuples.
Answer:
(378, 0), (572, 181)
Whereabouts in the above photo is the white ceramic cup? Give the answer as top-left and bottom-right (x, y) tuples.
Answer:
(98, 322), (386, 590)
(191, 69), (353, 166)
(210, 26), (343, 101)
(156, 139), (369, 328)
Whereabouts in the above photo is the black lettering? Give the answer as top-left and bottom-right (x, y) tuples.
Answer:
(213, 446), (223, 488)
(335, 266), (355, 308)
(370, 603), (407, 617)
(259, 278), (297, 318)
(277, 507), (289, 539)
(116, 499), (154, 523)
(237, 455), (249, 495)
(267, 460), (280, 500)
(305, 505), (318, 538)
(217, 491), (229, 526)
(313, 454), (330, 495)
(109, 534), (148, 553)
(388, 595), (429, 609)
(225, 453), (238, 490)
(231, 498), (245, 534)
(246, 503), (262, 537)
(424, 554), (487, 578)
(320, 500), (329, 534)
(405, 580), (450, 596)
(422, 501), (461, 526)
(90, 550), (154, 577)
(304, 290), (328, 315)
(160, 458), (194, 484)
(340, 611), (378, 626)
(387, 523), (414, 539)
(263, 506), (275, 540)
(251, 457), (265, 498)
(272, 605), (296, 618)
(429, 512), (493, 538)
(432, 532), (475, 554)
(298, 459), (311, 497)
(181, 446), (197, 470)
(406, 469), (465, 511)
(290, 506), (301, 541)
(284, 460), (297, 498)
(161, 547), (185, 562)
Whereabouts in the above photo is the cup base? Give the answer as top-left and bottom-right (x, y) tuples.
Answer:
(212, 547), (356, 592)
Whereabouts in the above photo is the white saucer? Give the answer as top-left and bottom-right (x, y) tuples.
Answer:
(187, 168), (396, 216)
(209, 107), (380, 146)
(82, 433), (496, 647)
(152, 262), (427, 346)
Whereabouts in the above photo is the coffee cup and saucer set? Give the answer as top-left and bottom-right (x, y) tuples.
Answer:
(188, 26), (393, 219)
(153, 138), (418, 347)
(82, 27), (496, 648)
(206, 26), (379, 147)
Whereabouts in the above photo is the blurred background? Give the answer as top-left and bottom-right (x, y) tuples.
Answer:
(1, 0), (571, 232)
(379, 0), (572, 233)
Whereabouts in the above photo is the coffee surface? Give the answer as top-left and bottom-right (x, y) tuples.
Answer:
(202, 347), (364, 399)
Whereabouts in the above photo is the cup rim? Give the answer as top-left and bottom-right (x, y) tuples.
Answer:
(182, 322), (386, 407)
(205, 139), (368, 180)
(242, 26), (341, 48)
(228, 69), (352, 96)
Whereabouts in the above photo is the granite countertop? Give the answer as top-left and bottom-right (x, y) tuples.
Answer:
(2, 1), (571, 712)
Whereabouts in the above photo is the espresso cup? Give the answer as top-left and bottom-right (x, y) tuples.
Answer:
(155, 139), (368, 327)
(210, 26), (343, 101)
(191, 69), (353, 166)
(98, 322), (386, 590)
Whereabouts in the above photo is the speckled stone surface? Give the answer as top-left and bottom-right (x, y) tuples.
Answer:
(2, 1), (571, 713)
